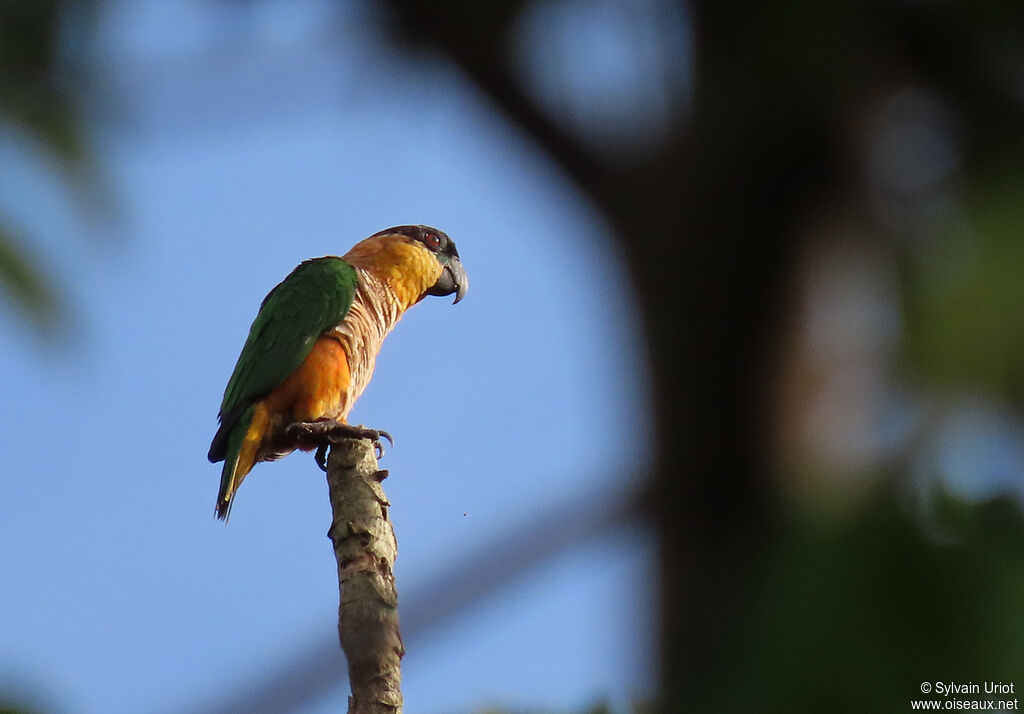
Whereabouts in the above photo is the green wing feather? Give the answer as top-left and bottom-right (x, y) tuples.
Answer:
(208, 257), (358, 464)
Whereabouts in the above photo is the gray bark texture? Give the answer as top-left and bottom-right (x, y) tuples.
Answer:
(326, 438), (404, 714)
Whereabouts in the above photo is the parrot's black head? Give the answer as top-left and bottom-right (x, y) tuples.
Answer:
(374, 224), (468, 304)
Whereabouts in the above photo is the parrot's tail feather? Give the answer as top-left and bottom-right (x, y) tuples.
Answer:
(215, 403), (258, 522)
(215, 458), (237, 521)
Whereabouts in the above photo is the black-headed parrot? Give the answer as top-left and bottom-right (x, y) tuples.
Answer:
(208, 225), (467, 520)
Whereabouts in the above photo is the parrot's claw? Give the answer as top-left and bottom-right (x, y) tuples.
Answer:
(373, 430), (393, 459)
(286, 420), (393, 464)
(315, 444), (329, 472)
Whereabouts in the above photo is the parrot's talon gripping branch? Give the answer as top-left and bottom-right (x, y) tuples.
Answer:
(286, 420), (393, 464)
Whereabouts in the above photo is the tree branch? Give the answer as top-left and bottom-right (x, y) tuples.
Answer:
(326, 438), (404, 714)
(187, 482), (645, 714)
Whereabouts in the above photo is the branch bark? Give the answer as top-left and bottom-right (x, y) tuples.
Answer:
(326, 438), (404, 714)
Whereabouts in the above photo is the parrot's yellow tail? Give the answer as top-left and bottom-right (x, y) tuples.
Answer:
(215, 403), (264, 521)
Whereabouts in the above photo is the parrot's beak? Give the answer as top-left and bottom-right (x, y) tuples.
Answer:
(427, 258), (468, 304)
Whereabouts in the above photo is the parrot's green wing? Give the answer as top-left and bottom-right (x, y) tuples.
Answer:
(208, 257), (358, 463)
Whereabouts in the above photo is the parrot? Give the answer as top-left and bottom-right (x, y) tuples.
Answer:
(208, 225), (467, 520)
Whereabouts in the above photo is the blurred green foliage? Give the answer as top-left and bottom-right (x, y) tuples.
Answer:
(682, 488), (1024, 713)
(0, 0), (92, 334)
(0, 699), (44, 714)
(0, 0), (87, 163)
(903, 147), (1024, 402)
(0, 226), (59, 330)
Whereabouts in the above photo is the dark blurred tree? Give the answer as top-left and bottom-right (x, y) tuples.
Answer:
(377, 0), (1024, 711)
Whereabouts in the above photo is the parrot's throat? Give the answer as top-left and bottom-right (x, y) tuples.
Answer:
(327, 268), (404, 419)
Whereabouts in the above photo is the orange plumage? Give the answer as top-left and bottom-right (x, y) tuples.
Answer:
(234, 336), (353, 480)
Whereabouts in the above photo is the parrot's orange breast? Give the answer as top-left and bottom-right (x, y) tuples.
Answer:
(234, 335), (352, 483)
(264, 335), (352, 423)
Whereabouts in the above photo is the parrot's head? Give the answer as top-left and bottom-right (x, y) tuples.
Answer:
(370, 224), (468, 304)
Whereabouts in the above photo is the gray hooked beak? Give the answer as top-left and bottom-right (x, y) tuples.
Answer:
(426, 257), (468, 304)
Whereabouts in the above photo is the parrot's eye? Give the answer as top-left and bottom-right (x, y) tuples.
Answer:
(423, 232), (442, 250)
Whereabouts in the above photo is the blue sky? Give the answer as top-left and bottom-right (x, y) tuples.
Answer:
(0, 1), (656, 712)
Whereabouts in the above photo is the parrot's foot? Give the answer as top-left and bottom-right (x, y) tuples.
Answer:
(285, 420), (393, 471)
